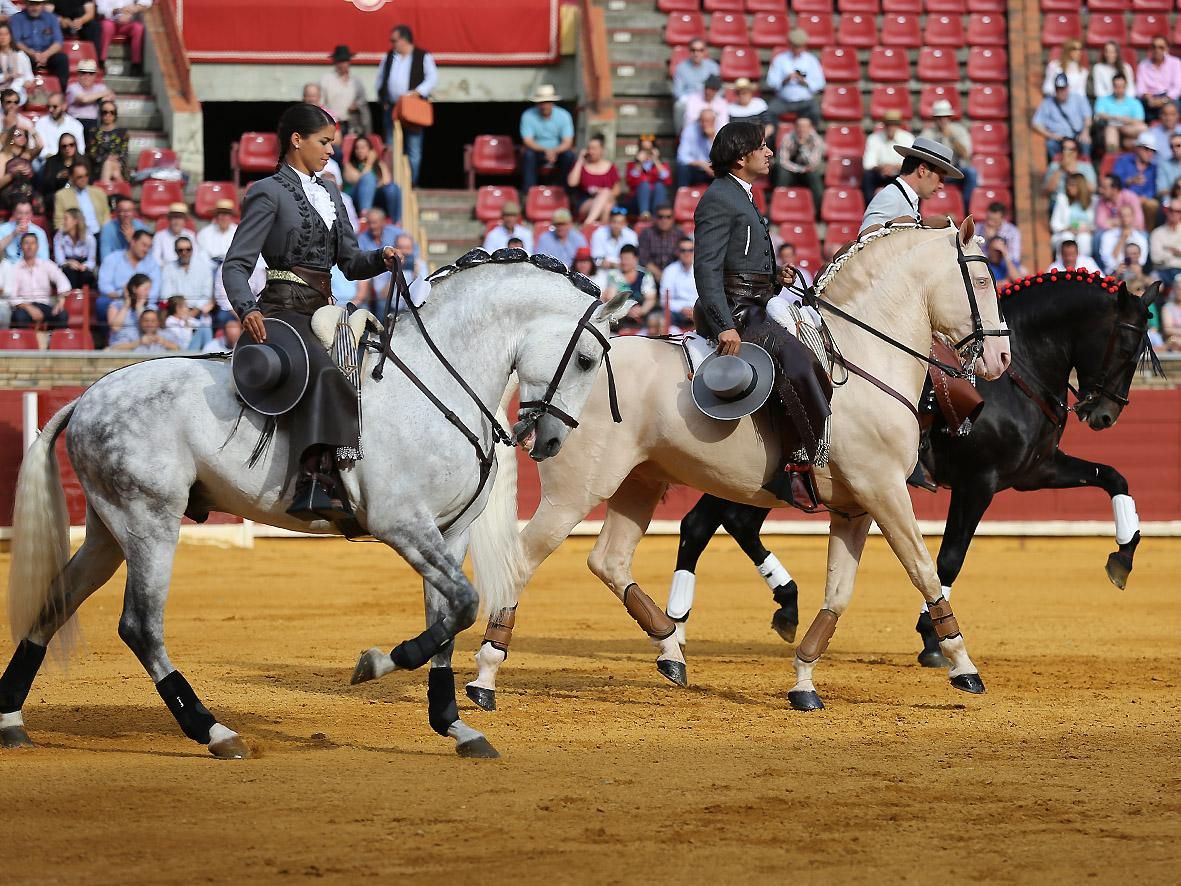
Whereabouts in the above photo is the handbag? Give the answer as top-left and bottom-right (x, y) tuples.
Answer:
(395, 92), (434, 128)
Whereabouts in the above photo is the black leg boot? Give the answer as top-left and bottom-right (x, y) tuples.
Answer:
(287, 452), (352, 522)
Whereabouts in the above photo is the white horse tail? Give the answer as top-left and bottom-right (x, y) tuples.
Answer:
(469, 379), (525, 615)
(8, 400), (77, 650)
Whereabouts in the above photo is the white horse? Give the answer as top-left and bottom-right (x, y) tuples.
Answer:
(2, 255), (628, 759)
(462, 218), (1012, 711)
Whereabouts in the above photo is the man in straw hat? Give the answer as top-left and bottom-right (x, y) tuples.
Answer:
(152, 201), (199, 266)
(860, 136), (963, 232)
(920, 98), (976, 206)
(197, 198), (239, 275)
(321, 45), (369, 135)
(520, 83), (576, 192)
(482, 200), (533, 253)
(862, 108), (914, 202)
(765, 28), (824, 124)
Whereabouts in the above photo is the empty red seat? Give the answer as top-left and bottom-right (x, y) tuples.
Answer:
(1042, 14), (1081, 46)
(838, 0), (880, 10)
(745, 0), (788, 9)
(667, 45), (691, 78)
(1087, 0), (1132, 8)
(673, 185), (708, 223)
(924, 14), (965, 46)
(664, 13), (706, 46)
(707, 13), (749, 46)
(777, 222), (822, 255)
(63, 40), (97, 75)
(720, 45), (762, 80)
(869, 46), (911, 82)
(973, 154), (1012, 186)
(882, 0), (922, 10)
(475, 185), (521, 222)
(139, 180), (184, 219)
(969, 187), (1011, 221)
(967, 46), (1008, 81)
(49, 328), (93, 350)
(924, 187), (965, 220)
(769, 186), (817, 223)
(880, 15), (922, 47)
(525, 185), (569, 222)
(917, 47), (959, 82)
(791, 0), (834, 11)
(869, 84), (913, 119)
(704, 0), (745, 9)
(794, 14), (835, 46)
(1039, 0), (1079, 8)
(820, 85), (864, 121)
(1087, 14), (1127, 48)
(820, 187), (865, 223)
(919, 85), (962, 118)
(0, 329), (40, 350)
(823, 221), (860, 257)
(94, 179), (132, 200)
(925, 0), (967, 10)
(822, 46), (862, 82)
(837, 14), (878, 47)
(824, 153), (864, 187)
(751, 12), (790, 47)
(469, 135), (518, 181)
(194, 181), (238, 220)
(752, 186), (768, 216)
(968, 84), (1009, 119)
(825, 124), (866, 156)
(1130, 0), (1170, 9)
(60, 288), (89, 329)
(231, 131), (279, 185)
(966, 0), (1004, 8)
(1131, 13), (1170, 47)
(136, 147), (178, 172)
(657, 0), (700, 10)
(22, 75), (61, 113)
(971, 121), (1010, 154)
(968, 14), (1008, 45)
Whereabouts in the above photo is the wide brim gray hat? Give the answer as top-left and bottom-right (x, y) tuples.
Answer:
(691, 343), (775, 421)
(232, 318), (309, 416)
(895, 137), (964, 180)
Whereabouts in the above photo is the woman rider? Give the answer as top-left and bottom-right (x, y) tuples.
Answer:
(222, 102), (399, 520)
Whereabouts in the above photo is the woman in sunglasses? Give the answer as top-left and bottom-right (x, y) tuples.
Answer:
(0, 125), (39, 211)
(88, 101), (129, 183)
(38, 132), (81, 196)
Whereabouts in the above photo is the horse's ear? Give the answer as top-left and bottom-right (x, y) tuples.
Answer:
(595, 290), (631, 324)
(958, 215), (975, 245)
(1115, 279), (1133, 307)
(1144, 279), (1166, 308)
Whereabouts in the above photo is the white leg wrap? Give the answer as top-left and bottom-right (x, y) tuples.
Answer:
(757, 553), (792, 590)
(922, 586), (952, 613)
(666, 570), (697, 620)
(0, 710), (24, 728)
(207, 723), (238, 745)
(1113, 494), (1140, 545)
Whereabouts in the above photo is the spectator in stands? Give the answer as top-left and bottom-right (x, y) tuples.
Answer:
(6, 230), (70, 328)
(680, 74), (728, 136)
(607, 243), (656, 331)
(1114, 242), (1153, 294)
(375, 24), (436, 184)
(672, 39), (719, 125)
(727, 78), (770, 138)
(10, 0), (69, 92)
(624, 134), (671, 220)
(65, 59), (112, 141)
(1050, 238), (1101, 273)
(985, 236), (1022, 285)
(1150, 200), (1181, 288)
(0, 23), (32, 105)
(98, 194), (146, 258)
(1042, 38), (1088, 100)
(342, 135), (400, 215)
(110, 308), (178, 353)
(302, 83), (322, 106)
(0, 199), (47, 260)
(97, 0), (150, 76)
(568, 133), (621, 225)
(676, 107), (717, 189)
(196, 199), (239, 276)
(0, 128), (35, 211)
(482, 201), (532, 253)
(358, 205), (403, 253)
(0, 88), (34, 137)
(1092, 41), (1136, 102)
(39, 133), (82, 200)
(535, 207), (586, 268)
(1095, 172), (1145, 233)
(161, 234), (213, 339)
(638, 203), (683, 284)
(1050, 173), (1097, 259)
(1032, 74), (1092, 160)
(53, 161), (107, 241)
(321, 45), (369, 136)
(54, 205), (96, 289)
(659, 236), (698, 332)
(520, 84), (576, 194)
(1041, 137), (1097, 200)
(1113, 132), (1161, 224)
(1161, 280), (1181, 350)
(53, 0), (100, 51)
(161, 295), (203, 350)
(1145, 101), (1181, 160)
(0, 123), (37, 171)
(105, 271), (150, 347)
(765, 29), (824, 125)
(980, 201), (1022, 264)
(98, 228), (159, 322)
(203, 316), (241, 353)
(920, 100), (975, 206)
(1097, 204), (1149, 273)
(590, 206), (637, 270)
(571, 247), (611, 297)
(1137, 36), (1181, 124)
(88, 99), (129, 182)
(862, 110), (914, 202)
(775, 116), (823, 210)
(35, 92), (85, 158)
(319, 168), (359, 231)
(777, 242), (812, 288)
(1094, 72), (1146, 156)
(393, 232), (428, 284)
(506, 237), (524, 249)
(640, 309), (664, 337)
(151, 202), (197, 266)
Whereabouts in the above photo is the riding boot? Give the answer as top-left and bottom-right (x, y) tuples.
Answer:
(287, 451), (353, 522)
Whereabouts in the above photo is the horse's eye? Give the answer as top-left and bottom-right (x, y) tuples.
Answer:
(577, 354), (595, 371)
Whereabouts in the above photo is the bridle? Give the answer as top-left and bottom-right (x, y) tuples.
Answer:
(1071, 317), (1160, 413)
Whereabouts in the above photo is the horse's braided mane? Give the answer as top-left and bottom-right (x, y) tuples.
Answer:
(425, 247), (602, 299)
(996, 270), (1121, 301)
(812, 218), (953, 297)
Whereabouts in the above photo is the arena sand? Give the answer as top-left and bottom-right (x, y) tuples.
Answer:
(1, 535), (1178, 884)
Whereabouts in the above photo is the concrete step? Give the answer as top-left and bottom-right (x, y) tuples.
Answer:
(614, 98), (675, 138)
(416, 188), (480, 209)
(115, 94), (161, 130)
(105, 74), (151, 94)
(602, 8), (667, 30)
(425, 235), (484, 265)
(611, 62), (672, 97)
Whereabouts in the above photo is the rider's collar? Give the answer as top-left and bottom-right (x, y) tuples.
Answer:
(729, 174), (754, 201)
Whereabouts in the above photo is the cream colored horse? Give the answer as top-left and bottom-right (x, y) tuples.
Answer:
(466, 217), (1011, 711)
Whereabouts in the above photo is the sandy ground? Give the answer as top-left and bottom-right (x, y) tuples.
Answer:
(1, 534), (1179, 885)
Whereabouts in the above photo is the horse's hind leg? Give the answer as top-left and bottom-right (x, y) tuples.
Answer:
(587, 477), (685, 686)
(717, 502), (796, 642)
(667, 494), (728, 647)
(0, 506), (124, 749)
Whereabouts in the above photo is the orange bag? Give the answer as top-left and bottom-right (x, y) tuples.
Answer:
(395, 93), (434, 128)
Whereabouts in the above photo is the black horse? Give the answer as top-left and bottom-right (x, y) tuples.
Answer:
(668, 272), (1164, 666)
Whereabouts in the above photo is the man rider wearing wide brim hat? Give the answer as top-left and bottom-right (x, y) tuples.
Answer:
(860, 136), (963, 233)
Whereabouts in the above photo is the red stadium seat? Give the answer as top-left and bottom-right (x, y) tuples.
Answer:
(707, 13), (749, 46)
(22, 75), (61, 113)
(820, 187), (865, 223)
(770, 186), (817, 223)
(968, 14), (1008, 45)
(467, 135), (518, 189)
(971, 121), (1010, 154)
(1087, 0), (1133, 8)
(869, 46), (911, 82)
(658, 0), (700, 10)
(0, 329), (40, 350)
(49, 328), (93, 350)
(794, 14), (835, 46)
(791, 0), (833, 11)
(231, 131), (279, 186)
(60, 288), (89, 330)
(880, 15), (922, 48)
(973, 153), (1012, 186)
(136, 147), (178, 173)
(704, 0), (745, 10)
(969, 187), (1011, 221)
(966, 0), (1004, 8)
(667, 45), (691, 78)
(1131, 13), (1170, 47)
(1131, 0), (1170, 9)
(820, 86), (864, 121)
(825, 124), (866, 156)
(838, 0), (880, 10)
(968, 84), (1009, 119)
(967, 46), (1008, 81)
(924, 187), (965, 220)
(1040, 0), (1076, 7)
(139, 180), (184, 219)
(751, 12), (790, 47)
(746, 0), (788, 9)
(919, 85), (962, 118)
(1042, 14), (1082, 46)
(823, 222), (860, 258)
(924, 15), (966, 47)
(1086, 14), (1127, 48)
(524, 186), (568, 223)
(475, 185), (520, 222)
(869, 84), (913, 120)
(674, 185), (708, 223)
(194, 181), (238, 220)
(926, 0), (967, 10)
(62, 40), (97, 75)
(881, 0), (922, 10)
(822, 47), (862, 82)
(837, 14), (878, 48)
(777, 222), (821, 256)
(664, 13), (706, 46)
(752, 186), (768, 216)
(916, 47), (959, 82)
(774, 120), (796, 150)
(720, 45), (762, 80)
(824, 153), (864, 187)
(94, 179), (132, 200)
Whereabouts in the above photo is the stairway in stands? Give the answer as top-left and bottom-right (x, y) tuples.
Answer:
(104, 39), (170, 172)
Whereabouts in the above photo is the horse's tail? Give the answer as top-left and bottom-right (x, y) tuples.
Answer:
(8, 400), (77, 651)
(469, 379), (525, 615)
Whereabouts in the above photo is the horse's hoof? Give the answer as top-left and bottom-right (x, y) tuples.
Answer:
(465, 684), (496, 711)
(456, 736), (500, 759)
(657, 659), (688, 687)
(0, 725), (33, 749)
(1105, 552), (1132, 590)
(350, 647), (387, 685)
(950, 673), (986, 695)
(208, 735), (251, 759)
(771, 609), (798, 644)
(917, 649), (951, 669)
(788, 689), (825, 711)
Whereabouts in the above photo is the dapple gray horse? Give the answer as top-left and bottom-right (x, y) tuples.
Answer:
(2, 256), (627, 759)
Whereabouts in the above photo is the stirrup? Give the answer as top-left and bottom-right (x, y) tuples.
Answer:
(764, 464), (822, 513)
(287, 470), (353, 522)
